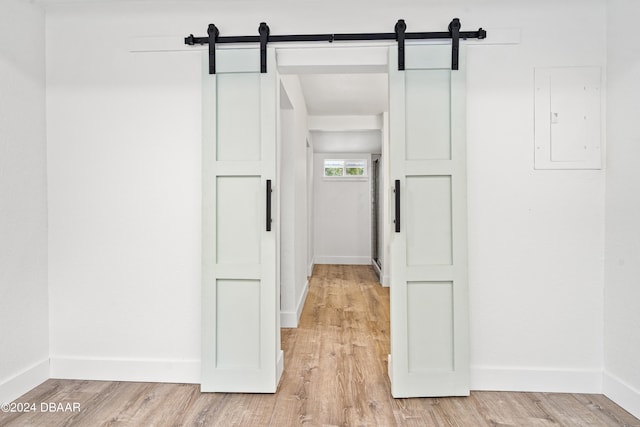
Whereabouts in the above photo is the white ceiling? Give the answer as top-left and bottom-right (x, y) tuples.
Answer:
(298, 73), (388, 116)
(298, 74), (387, 153)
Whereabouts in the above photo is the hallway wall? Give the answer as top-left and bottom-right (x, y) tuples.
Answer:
(313, 152), (373, 265)
(279, 75), (311, 328)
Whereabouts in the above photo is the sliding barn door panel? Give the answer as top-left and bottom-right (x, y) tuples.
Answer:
(202, 48), (281, 393)
(216, 279), (261, 369)
(405, 70), (452, 161)
(216, 177), (261, 264)
(407, 281), (454, 372)
(389, 45), (469, 398)
(405, 176), (453, 266)
(216, 73), (261, 161)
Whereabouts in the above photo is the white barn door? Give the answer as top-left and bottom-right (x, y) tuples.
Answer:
(388, 45), (469, 397)
(201, 48), (281, 393)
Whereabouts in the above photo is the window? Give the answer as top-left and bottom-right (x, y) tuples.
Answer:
(323, 159), (367, 178)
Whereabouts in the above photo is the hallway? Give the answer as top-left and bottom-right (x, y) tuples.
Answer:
(277, 264), (392, 425)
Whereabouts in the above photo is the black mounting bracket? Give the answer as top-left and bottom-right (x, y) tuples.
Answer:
(184, 18), (486, 74)
(449, 18), (461, 70)
(258, 22), (270, 73)
(394, 19), (406, 71)
(207, 24), (219, 74)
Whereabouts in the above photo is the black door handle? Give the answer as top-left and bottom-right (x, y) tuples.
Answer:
(394, 180), (400, 233)
(266, 180), (272, 231)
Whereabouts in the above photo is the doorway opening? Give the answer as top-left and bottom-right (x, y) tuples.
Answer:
(277, 46), (392, 334)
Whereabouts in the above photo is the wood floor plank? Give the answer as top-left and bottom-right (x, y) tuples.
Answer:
(2, 265), (638, 426)
(573, 393), (640, 427)
(171, 389), (232, 426)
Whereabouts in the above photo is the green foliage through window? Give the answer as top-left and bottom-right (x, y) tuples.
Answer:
(324, 167), (344, 176)
(324, 159), (367, 178)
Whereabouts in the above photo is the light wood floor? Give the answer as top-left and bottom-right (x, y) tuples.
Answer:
(2, 265), (638, 426)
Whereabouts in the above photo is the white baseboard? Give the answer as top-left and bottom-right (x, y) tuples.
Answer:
(50, 357), (200, 384)
(297, 280), (309, 322)
(315, 256), (371, 265)
(604, 371), (640, 419)
(276, 349), (284, 388)
(281, 279), (309, 328)
(308, 259), (315, 277)
(372, 260), (382, 277)
(470, 366), (602, 394)
(280, 311), (298, 328)
(381, 275), (390, 287)
(370, 261), (390, 287)
(0, 359), (49, 404)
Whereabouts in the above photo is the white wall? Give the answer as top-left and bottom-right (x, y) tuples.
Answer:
(0, 0), (49, 403)
(279, 75), (310, 328)
(314, 152), (372, 265)
(307, 138), (315, 277)
(47, 6), (202, 382)
(604, 0), (640, 418)
(44, 0), (611, 396)
(465, 1), (606, 393)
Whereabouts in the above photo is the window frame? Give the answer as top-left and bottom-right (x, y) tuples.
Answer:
(322, 158), (368, 179)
